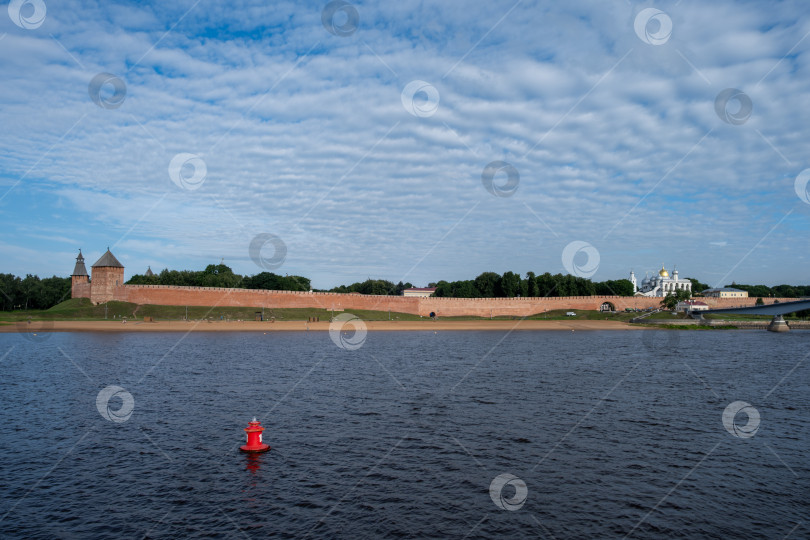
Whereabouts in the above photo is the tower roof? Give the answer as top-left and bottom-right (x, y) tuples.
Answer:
(91, 248), (124, 268)
(145, 266), (154, 276)
(71, 249), (88, 276)
(658, 264), (669, 278)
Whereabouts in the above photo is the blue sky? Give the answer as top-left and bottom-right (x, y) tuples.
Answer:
(1, 0), (809, 288)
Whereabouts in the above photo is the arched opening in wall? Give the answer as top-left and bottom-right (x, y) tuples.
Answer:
(600, 302), (615, 312)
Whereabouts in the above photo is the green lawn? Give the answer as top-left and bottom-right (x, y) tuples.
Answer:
(2, 299), (802, 325)
(0, 298), (426, 323)
(704, 313), (773, 320)
(461, 309), (641, 321)
(704, 312), (808, 321)
(0, 301), (636, 324)
(645, 311), (690, 319)
(638, 323), (739, 330)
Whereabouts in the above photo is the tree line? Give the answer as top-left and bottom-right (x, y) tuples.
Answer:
(3, 264), (809, 312)
(433, 272), (636, 298)
(328, 279), (414, 296)
(0, 274), (71, 311)
(726, 283), (810, 298)
(123, 267), (810, 299)
(126, 264), (311, 292)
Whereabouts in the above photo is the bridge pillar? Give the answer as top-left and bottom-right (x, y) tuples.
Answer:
(767, 315), (790, 333)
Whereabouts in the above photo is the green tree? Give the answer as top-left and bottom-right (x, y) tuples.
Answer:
(499, 271), (521, 297)
(329, 278), (399, 295)
(474, 272), (501, 297)
(594, 279), (635, 296)
(126, 273), (160, 285)
(39, 276), (71, 308)
(574, 276), (596, 296)
(453, 280), (480, 298)
(0, 274), (68, 310)
(730, 284), (772, 298)
(20, 275), (43, 309)
(556, 274), (570, 297)
(687, 278), (709, 294)
(284, 275), (312, 291)
(433, 280), (451, 297)
(660, 289), (691, 310)
(243, 272), (311, 291)
(535, 273), (556, 297)
(394, 281), (413, 295)
(755, 297), (764, 306)
(0, 273), (22, 311)
(526, 272), (538, 297)
(201, 264), (242, 288)
(772, 285), (798, 298)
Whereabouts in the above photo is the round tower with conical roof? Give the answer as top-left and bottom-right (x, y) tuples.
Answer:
(89, 247), (125, 304)
(71, 249), (91, 299)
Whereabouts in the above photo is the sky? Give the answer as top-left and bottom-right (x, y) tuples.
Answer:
(1, 0), (809, 289)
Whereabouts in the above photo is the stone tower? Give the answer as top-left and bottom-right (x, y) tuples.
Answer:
(71, 250), (90, 298)
(90, 248), (125, 304)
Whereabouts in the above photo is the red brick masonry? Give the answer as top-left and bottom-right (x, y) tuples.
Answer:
(73, 284), (788, 317)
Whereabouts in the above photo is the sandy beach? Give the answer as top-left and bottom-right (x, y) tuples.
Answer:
(1, 319), (641, 333)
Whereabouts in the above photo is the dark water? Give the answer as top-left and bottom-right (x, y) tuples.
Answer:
(0, 329), (807, 539)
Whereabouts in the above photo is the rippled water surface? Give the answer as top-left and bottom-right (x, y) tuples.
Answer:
(0, 329), (808, 539)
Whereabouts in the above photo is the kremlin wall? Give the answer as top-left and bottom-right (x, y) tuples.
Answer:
(70, 249), (789, 318)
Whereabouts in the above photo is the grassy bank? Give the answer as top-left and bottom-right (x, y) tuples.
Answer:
(0, 298), (427, 323)
(3, 300), (802, 326)
(0, 301), (644, 324)
(638, 323), (739, 330)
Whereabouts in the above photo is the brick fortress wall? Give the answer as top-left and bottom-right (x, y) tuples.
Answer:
(89, 267), (125, 305)
(71, 283), (791, 317)
(71, 280), (91, 299)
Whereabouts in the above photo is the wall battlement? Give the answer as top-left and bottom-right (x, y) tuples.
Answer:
(75, 282), (790, 318)
(69, 249), (789, 317)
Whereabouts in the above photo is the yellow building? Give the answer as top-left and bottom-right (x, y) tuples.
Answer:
(702, 287), (748, 298)
(402, 287), (436, 298)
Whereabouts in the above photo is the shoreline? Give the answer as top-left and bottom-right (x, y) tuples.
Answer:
(1, 319), (643, 333)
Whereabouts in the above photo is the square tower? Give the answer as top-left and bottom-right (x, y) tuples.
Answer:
(90, 248), (125, 304)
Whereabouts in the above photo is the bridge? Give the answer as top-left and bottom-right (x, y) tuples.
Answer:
(697, 298), (810, 332)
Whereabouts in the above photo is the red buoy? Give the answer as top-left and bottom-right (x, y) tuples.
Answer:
(240, 417), (270, 453)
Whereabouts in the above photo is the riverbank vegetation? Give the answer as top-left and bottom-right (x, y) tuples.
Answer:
(0, 302), (635, 323)
(0, 274), (70, 311)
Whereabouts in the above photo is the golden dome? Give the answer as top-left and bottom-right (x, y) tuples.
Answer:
(658, 265), (669, 278)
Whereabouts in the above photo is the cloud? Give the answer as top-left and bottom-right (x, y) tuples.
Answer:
(0, 0), (808, 287)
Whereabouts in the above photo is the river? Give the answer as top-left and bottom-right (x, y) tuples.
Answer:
(0, 329), (807, 538)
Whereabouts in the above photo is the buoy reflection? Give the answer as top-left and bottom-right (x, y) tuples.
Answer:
(245, 452), (263, 474)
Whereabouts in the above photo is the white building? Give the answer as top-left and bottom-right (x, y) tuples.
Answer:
(630, 266), (692, 297)
(402, 287), (436, 298)
(677, 300), (709, 312)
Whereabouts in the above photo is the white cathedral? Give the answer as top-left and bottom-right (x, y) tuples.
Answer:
(630, 265), (692, 297)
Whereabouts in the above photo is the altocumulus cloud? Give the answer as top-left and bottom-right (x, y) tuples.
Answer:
(0, 0), (808, 287)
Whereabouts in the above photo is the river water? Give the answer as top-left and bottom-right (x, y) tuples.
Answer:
(0, 329), (807, 539)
